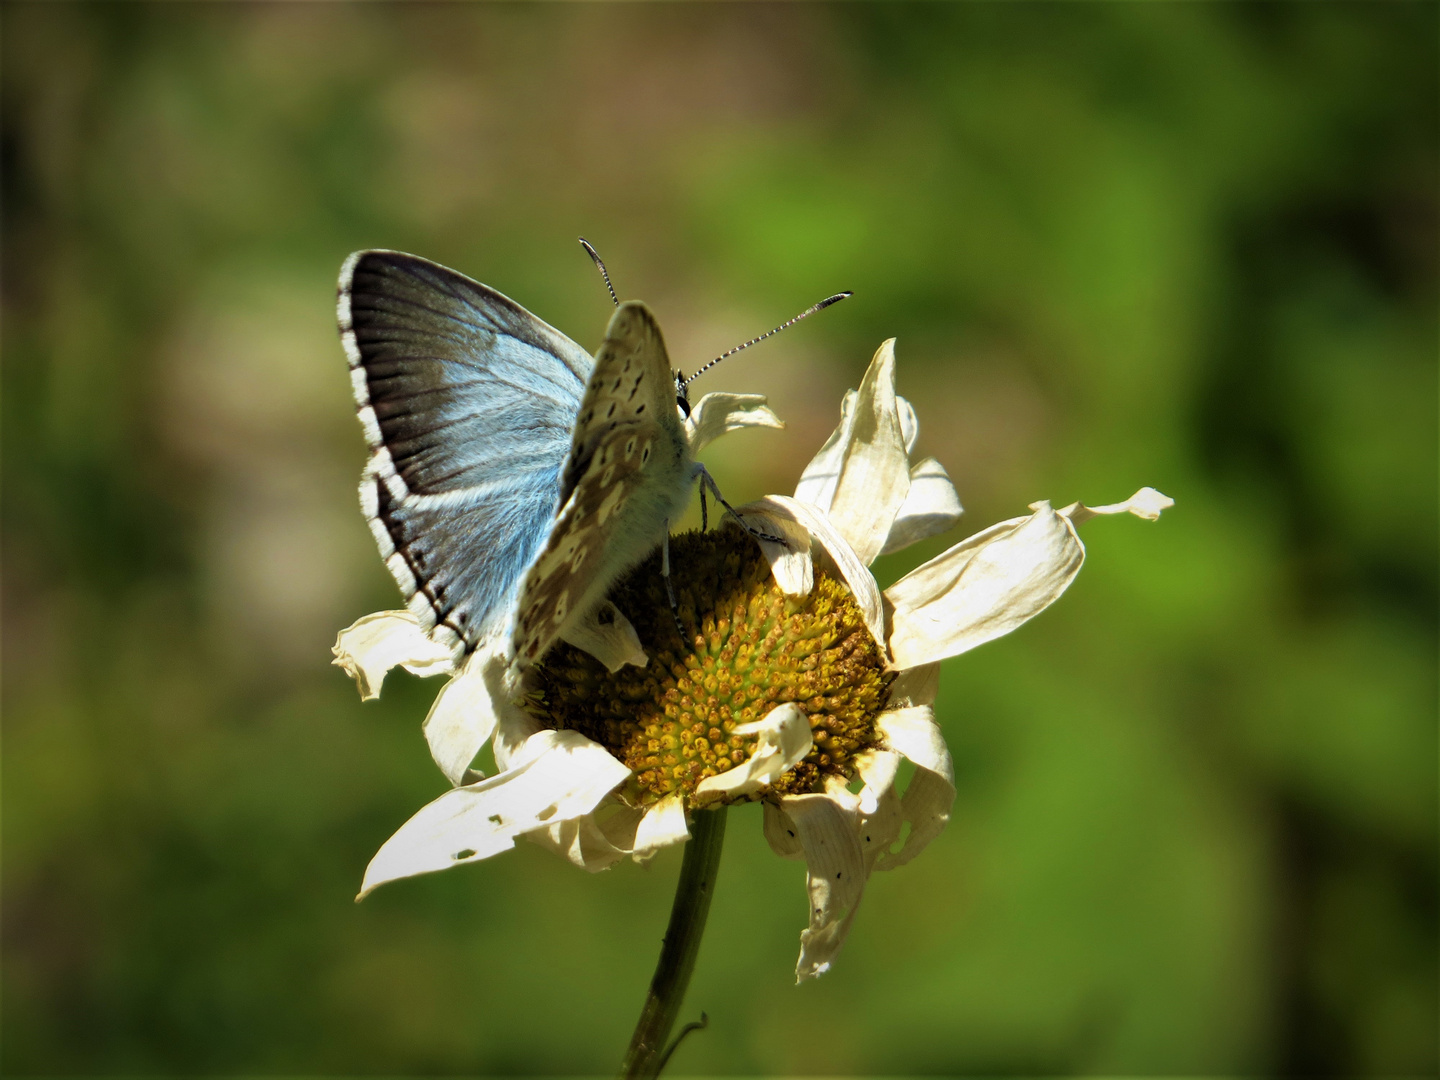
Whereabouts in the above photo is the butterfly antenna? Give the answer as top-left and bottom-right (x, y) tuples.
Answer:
(578, 237), (620, 307)
(681, 291), (852, 390)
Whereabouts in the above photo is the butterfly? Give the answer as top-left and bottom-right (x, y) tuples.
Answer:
(338, 249), (697, 666)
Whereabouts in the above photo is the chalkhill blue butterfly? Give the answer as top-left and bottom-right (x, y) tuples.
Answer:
(337, 247), (844, 667)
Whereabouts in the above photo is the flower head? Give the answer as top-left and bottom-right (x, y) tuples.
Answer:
(335, 339), (1172, 981)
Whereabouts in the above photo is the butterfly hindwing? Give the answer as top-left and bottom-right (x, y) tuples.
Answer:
(513, 301), (695, 666)
(340, 250), (594, 653)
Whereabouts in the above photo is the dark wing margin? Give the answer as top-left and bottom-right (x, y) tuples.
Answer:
(338, 250), (593, 653)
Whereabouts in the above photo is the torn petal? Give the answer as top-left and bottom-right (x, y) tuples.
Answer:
(875, 707), (955, 871)
(423, 643), (508, 786)
(332, 610), (456, 700)
(560, 600), (647, 672)
(884, 502), (1085, 669)
(1060, 486), (1175, 527)
(823, 340), (912, 565)
(781, 791), (867, 982)
(694, 702), (813, 801)
(358, 729), (629, 899)
(879, 457), (964, 556)
(684, 392), (784, 455)
(877, 766), (955, 872)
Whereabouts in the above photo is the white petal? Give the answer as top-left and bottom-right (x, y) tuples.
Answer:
(793, 389), (856, 511)
(879, 457), (964, 556)
(875, 706), (955, 871)
(491, 667), (543, 772)
(559, 600), (647, 672)
(357, 729), (630, 898)
(887, 662), (941, 708)
(632, 793), (691, 861)
(1060, 486), (1175, 526)
(422, 643), (506, 785)
(332, 610), (455, 700)
(883, 502), (1084, 669)
(684, 392), (784, 455)
(853, 749), (905, 871)
(821, 340), (913, 565)
(762, 800), (805, 860)
(897, 395), (919, 454)
(781, 791), (867, 982)
(876, 706), (954, 785)
(524, 811), (631, 872)
(728, 506), (813, 597)
(741, 495), (887, 658)
(693, 702), (813, 800)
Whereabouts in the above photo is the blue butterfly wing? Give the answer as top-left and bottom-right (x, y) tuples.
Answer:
(339, 250), (592, 653)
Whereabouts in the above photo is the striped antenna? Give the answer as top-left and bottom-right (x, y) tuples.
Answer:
(578, 237), (619, 307)
(680, 291), (852, 390)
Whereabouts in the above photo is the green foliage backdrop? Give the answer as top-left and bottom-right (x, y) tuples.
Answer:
(3, 3), (1435, 1075)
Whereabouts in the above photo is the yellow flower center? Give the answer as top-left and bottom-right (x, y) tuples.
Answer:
(524, 528), (893, 806)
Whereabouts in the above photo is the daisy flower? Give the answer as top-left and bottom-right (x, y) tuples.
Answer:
(334, 339), (1172, 982)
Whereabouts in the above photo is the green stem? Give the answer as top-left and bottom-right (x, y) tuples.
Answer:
(619, 806), (727, 1079)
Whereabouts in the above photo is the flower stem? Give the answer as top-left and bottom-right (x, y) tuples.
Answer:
(619, 806), (727, 1079)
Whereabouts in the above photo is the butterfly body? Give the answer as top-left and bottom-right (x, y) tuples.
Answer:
(339, 250), (693, 664)
(513, 301), (694, 666)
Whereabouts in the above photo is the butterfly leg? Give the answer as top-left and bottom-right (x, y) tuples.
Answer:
(695, 465), (788, 546)
(662, 525), (686, 640)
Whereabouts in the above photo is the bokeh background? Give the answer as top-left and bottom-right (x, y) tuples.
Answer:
(3, 3), (1435, 1075)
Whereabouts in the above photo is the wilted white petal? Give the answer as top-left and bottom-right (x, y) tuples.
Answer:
(741, 495), (887, 657)
(875, 706), (955, 871)
(559, 600), (647, 672)
(879, 457), (964, 556)
(897, 395), (919, 454)
(884, 502), (1083, 669)
(684, 392), (784, 455)
(525, 810), (632, 872)
(823, 340), (912, 565)
(888, 662), (940, 708)
(694, 702), (813, 800)
(358, 729), (629, 899)
(876, 706), (954, 784)
(1061, 486), (1175, 526)
(763, 801), (805, 860)
(332, 610), (455, 700)
(423, 643), (508, 785)
(885, 491), (1171, 669)
(854, 749), (905, 871)
(793, 388), (856, 511)
(782, 790), (867, 982)
(728, 507), (813, 597)
(632, 793), (690, 861)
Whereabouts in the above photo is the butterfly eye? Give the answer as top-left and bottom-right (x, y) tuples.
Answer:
(676, 393), (691, 419)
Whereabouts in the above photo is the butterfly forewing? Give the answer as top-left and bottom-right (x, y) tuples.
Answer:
(513, 301), (694, 667)
(340, 251), (593, 653)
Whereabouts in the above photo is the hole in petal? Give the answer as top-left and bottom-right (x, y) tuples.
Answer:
(488, 814), (504, 825)
(536, 804), (558, 822)
(452, 849), (476, 861)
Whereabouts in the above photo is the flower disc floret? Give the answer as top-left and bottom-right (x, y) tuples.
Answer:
(525, 528), (893, 806)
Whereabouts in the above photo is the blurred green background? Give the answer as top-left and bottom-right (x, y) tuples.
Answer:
(3, 3), (1435, 1075)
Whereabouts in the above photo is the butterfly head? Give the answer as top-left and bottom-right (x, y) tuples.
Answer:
(674, 370), (692, 419)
